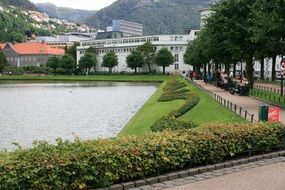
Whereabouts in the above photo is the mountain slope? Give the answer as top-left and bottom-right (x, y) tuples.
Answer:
(0, 0), (37, 10)
(85, 0), (212, 35)
(36, 3), (97, 23)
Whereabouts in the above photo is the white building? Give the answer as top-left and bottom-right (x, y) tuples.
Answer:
(77, 33), (198, 73)
(199, 8), (213, 29)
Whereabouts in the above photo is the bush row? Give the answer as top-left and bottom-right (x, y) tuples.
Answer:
(0, 123), (284, 189)
(151, 116), (197, 132)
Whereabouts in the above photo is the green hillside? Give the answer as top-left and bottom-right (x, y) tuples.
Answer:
(85, 0), (212, 35)
(0, 0), (37, 10)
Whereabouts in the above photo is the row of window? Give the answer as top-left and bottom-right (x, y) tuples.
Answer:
(6, 56), (41, 63)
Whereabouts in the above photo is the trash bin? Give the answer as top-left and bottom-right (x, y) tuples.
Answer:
(259, 105), (268, 122)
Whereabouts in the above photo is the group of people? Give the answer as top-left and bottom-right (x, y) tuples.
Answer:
(182, 71), (199, 81)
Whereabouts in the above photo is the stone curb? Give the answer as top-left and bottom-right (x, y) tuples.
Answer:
(94, 150), (285, 190)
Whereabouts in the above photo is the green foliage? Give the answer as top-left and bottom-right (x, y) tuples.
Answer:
(60, 54), (76, 74)
(137, 42), (155, 73)
(151, 116), (197, 132)
(102, 51), (118, 73)
(126, 50), (144, 73)
(0, 123), (284, 189)
(46, 56), (60, 75)
(0, 51), (7, 73)
(155, 48), (174, 74)
(79, 52), (97, 74)
(66, 42), (80, 61)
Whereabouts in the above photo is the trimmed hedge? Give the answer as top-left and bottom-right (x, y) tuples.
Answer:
(151, 116), (197, 132)
(0, 123), (284, 189)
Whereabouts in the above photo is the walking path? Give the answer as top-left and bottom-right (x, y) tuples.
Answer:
(193, 80), (285, 124)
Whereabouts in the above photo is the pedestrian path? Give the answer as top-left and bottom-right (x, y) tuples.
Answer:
(193, 80), (285, 125)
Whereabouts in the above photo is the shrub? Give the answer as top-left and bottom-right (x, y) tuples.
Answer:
(0, 123), (284, 189)
(151, 116), (197, 132)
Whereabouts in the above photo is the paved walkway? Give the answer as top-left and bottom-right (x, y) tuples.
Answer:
(131, 157), (285, 190)
(194, 80), (285, 124)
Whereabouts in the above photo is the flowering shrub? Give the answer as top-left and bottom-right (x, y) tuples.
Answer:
(0, 123), (284, 189)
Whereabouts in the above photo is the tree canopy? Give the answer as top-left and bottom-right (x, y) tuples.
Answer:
(0, 51), (7, 73)
(126, 50), (144, 73)
(79, 52), (97, 75)
(102, 51), (118, 73)
(137, 41), (155, 73)
(46, 56), (60, 75)
(155, 48), (174, 74)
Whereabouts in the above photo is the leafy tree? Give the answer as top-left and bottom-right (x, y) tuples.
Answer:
(65, 42), (80, 61)
(79, 52), (97, 75)
(155, 48), (174, 74)
(126, 50), (144, 73)
(46, 56), (60, 75)
(0, 51), (7, 73)
(137, 41), (155, 73)
(102, 51), (118, 73)
(60, 54), (76, 74)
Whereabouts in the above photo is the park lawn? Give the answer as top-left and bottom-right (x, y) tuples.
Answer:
(119, 80), (185, 136)
(120, 78), (246, 136)
(0, 75), (171, 82)
(250, 88), (285, 108)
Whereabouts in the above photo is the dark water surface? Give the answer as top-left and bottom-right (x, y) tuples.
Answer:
(0, 81), (158, 150)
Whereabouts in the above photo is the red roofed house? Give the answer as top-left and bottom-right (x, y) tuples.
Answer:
(0, 43), (5, 50)
(1, 42), (64, 67)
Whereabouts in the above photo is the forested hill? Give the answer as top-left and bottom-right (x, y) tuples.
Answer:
(85, 0), (212, 35)
(0, 0), (37, 10)
(35, 3), (97, 23)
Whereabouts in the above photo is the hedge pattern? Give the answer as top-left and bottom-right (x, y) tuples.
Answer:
(0, 123), (284, 189)
(151, 78), (199, 132)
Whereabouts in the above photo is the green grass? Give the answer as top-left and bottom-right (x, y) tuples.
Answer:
(120, 78), (246, 136)
(0, 75), (170, 82)
(250, 89), (285, 108)
(119, 80), (185, 136)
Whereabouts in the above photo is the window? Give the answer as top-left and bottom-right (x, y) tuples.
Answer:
(180, 47), (183, 51)
(175, 47), (179, 51)
(175, 54), (179, 62)
(175, 63), (179, 70)
(175, 36), (178, 41)
(170, 47), (174, 51)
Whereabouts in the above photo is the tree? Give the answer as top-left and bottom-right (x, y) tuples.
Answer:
(66, 42), (80, 61)
(137, 41), (155, 73)
(102, 51), (118, 73)
(126, 50), (144, 73)
(0, 51), (7, 73)
(79, 52), (97, 75)
(155, 48), (174, 74)
(60, 54), (76, 74)
(46, 56), (59, 75)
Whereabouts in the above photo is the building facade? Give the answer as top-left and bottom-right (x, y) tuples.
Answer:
(1, 42), (64, 67)
(112, 20), (143, 37)
(77, 32), (198, 73)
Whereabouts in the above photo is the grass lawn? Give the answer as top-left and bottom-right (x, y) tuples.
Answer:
(120, 78), (246, 136)
(250, 88), (285, 108)
(0, 75), (170, 82)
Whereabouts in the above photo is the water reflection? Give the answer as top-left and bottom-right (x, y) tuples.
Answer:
(0, 81), (158, 150)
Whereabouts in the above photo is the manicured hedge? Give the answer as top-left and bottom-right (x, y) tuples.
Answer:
(151, 116), (197, 132)
(0, 123), (284, 189)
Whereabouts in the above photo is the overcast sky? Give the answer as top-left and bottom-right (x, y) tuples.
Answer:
(30, 0), (117, 10)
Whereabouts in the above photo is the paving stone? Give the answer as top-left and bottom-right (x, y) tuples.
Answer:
(135, 180), (146, 187)
(139, 185), (153, 190)
(109, 184), (123, 190)
(255, 156), (263, 161)
(270, 152), (280, 158)
(152, 183), (166, 188)
(167, 172), (178, 180)
(198, 166), (208, 173)
(215, 163), (225, 170)
(224, 162), (232, 168)
(184, 176), (197, 181)
(122, 182), (135, 190)
(207, 165), (216, 172)
(194, 177), (206, 181)
(263, 154), (272, 159)
(145, 177), (158, 185)
(231, 160), (240, 166)
(212, 172), (224, 176)
(239, 159), (249, 165)
(157, 175), (168, 183)
(178, 171), (189, 178)
(129, 188), (141, 190)
(188, 168), (199, 176)
(153, 187), (164, 190)
(248, 157), (257, 162)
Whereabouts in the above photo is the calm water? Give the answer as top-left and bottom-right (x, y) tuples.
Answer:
(0, 81), (158, 150)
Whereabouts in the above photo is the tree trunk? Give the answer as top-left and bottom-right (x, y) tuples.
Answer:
(233, 63), (237, 78)
(135, 67), (137, 74)
(260, 58), (264, 80)
(203, 63), (207, 81)
(245, 56), (254, 87)
(215, 62), (218, 71)
(163, 66), (165, 75)
(225, 63), (230, 75)
(147, 63), (152, 73)
(271, 55), (277, 81)
(54, 68), (57, 76)
(109, 67), (112, 73)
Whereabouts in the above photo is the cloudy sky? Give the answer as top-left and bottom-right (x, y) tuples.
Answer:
(30, 0), (117, 10)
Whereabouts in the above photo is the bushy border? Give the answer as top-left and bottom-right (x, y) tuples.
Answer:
(151, 116), (197, 132)
(0, 123), (284, 189)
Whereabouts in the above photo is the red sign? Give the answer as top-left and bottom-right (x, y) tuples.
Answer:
(268, 106), (280, 122)
(281, 61), (285, 71)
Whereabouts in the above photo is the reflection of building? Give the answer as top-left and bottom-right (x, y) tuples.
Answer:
(1, 42), (64, 67)
(77, 32), (199, 73)
(112, 20), (143, 37)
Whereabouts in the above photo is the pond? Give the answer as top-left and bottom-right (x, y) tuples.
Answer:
(0, 81), (158, 150)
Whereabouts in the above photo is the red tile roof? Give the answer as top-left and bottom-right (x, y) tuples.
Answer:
(0, 44), (5, 50)
(8, 42), (64, 55)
